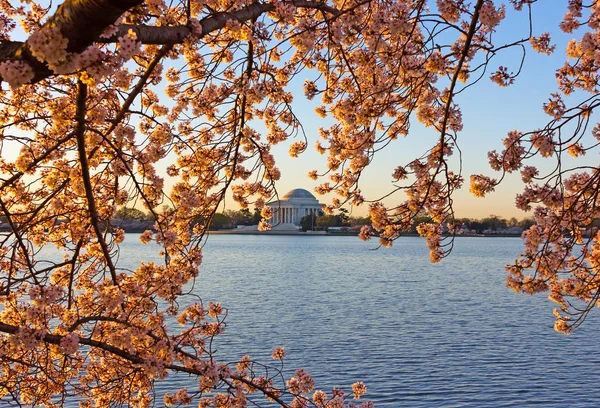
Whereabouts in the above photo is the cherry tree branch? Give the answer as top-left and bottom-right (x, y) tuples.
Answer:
(0, 0), (340, 84)
(0, 321), (144, 363)
(0, 320), (290, 406)
(9, 0), (144, 82)
(74, 80), (119, 286)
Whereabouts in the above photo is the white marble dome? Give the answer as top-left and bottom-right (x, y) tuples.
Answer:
(282, 188), (317, 200)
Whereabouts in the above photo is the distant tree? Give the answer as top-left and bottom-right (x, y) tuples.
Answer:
(337, 208), (351, 226)
(470, 221), (484, 234)
(518, 218), (536, 230)
(313, 209), (352, 230)
(316, 214), (339, 229)
(237, 208), (253, 225)
(455, 218), (472, 231)
(115, 207), (148, 220)
(481, 214), (507, 231)
(349, 216), (371, 226)
(223, 209), (254, 226)
(224, 209), (241, 226)
(300, 214), (317, 231)
(209, 213), (232, 230)
(252, 207), (262, 225)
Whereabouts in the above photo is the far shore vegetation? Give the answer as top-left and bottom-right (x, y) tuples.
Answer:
(105, 206), (548, 235)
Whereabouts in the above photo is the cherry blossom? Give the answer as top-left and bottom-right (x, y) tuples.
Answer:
(3, 0), (600, 406)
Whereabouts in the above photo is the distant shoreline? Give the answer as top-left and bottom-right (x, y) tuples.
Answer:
(206, 230), (523, 238)
(207, 229), (328, 236)
(0, 221), (524, 238)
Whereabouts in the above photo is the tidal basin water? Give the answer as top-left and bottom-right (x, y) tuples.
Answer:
(120, 235), (600, 406)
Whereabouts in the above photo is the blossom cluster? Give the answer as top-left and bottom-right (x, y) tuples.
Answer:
(27, 26), (69, 72)
(0, 59), (34, 87)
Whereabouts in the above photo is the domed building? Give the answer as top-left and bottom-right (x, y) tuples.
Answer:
(266, 188), (324, 226)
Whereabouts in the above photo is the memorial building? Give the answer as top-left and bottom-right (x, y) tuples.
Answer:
(266, 188), (324, 226)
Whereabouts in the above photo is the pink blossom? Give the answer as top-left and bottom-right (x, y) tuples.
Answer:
(479, 2), (505, 29)
(0, 60), (34, 87)
(118, 29), (141, 61)
(59, 333), (80, 355)
(469, 174), (496, 198)
(258, 219), (272, 231)
(312, 390), (327, 405)
(352, 382), (367, 399)
(271, 346), (286, 360)
(208, 301), (223, 318)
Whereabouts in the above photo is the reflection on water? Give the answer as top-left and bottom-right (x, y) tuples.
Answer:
(64, 235), (600, 406)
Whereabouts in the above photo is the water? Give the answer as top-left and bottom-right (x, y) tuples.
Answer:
(54, 235), (600, 406)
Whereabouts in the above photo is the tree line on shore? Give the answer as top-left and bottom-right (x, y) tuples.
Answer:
(113, 206), (537, 234)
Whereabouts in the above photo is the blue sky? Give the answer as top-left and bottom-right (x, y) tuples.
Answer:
(269, 1), (596, 219)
